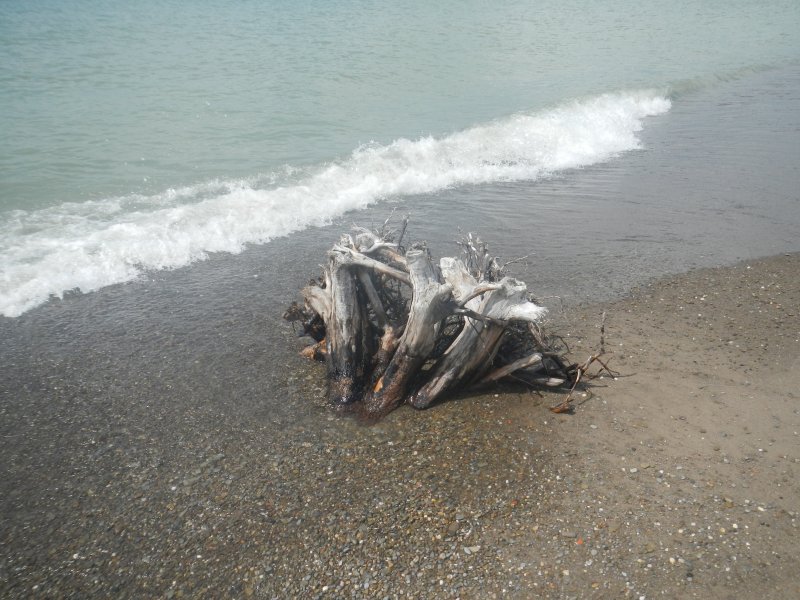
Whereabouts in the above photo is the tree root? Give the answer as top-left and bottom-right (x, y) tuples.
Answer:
(285, 220), (609, 419)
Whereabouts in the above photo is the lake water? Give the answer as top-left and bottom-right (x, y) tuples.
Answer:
(1, 0), (799, 317)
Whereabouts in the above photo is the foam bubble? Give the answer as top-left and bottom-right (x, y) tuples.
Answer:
(0, 90), (670, 317)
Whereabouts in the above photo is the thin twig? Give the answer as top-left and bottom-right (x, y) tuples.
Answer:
(499, 254), (532, 270)
(600, 311), (607, 355)
(396, 215), (409, 250)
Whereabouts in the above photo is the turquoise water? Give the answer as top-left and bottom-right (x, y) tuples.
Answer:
(1, 0), (799, 316)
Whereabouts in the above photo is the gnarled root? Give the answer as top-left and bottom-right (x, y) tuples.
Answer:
(285, 223), (592, 419)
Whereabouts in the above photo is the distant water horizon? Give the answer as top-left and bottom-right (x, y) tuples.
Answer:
(1, 0), (799, 317)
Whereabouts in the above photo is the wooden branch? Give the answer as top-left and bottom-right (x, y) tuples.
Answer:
(303, 284), (331, 320)
(479, 352), (543, 384)
(323, 252), (372, 406)
(351, 227), (408, 267)
(458, 283), (503, 308)
(410, 277), (547, 409)
(363, 249), (453, 416)
(330, 246), (411, 285)
(356, 269), (388, 327)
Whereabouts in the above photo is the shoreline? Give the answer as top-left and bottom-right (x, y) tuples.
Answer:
(4, 64), (800, 321)
(1, 253), (798, 598)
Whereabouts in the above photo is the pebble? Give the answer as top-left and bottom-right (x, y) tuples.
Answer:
(561, 530), (577, 539)
(6, 254), (800, 599)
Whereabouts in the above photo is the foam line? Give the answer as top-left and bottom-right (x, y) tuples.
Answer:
(0, 90), (670, 317)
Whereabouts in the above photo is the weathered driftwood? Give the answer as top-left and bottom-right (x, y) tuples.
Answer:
(284, 221), (584, 418)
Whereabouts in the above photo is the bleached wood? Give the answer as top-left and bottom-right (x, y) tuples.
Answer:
(363, 249), (453, 416)
(288, 225), (571, 419)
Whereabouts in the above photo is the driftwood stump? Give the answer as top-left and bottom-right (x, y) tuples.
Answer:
(284, 220), (583, 419)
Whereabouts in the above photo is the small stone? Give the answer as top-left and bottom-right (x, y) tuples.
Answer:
(561, 530), (577, 538)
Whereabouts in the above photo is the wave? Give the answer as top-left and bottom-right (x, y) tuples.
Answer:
(0, 90), (670, 317)
(665, 63), (783, 100)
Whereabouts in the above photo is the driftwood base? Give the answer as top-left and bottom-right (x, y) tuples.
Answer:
(284, 221), (596, 419)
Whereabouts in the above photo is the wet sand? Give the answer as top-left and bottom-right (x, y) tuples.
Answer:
(1, 252), (798, 599)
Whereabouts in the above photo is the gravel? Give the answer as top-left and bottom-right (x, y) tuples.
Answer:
(1, 253), (799, 598)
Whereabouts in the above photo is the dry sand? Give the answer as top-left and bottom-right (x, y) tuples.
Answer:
(493, 252), (800, 598)
(1, 253), (798, 599)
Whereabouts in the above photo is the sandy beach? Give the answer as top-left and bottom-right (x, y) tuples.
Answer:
(2, 3), (799, 598)
(1, 252), (797, 599)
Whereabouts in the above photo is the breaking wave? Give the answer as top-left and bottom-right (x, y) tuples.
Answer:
(0, 90), (670, 317)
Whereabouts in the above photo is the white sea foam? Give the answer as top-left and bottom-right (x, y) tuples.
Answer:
(0, 91), (670, 317)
